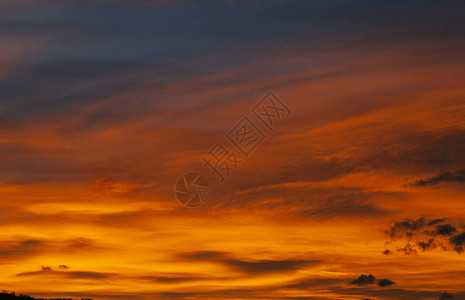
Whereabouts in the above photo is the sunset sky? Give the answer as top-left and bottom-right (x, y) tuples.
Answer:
(1, 1), (465, 299)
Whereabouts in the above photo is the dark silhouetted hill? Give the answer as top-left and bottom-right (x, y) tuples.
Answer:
(0, 291), (93, 300)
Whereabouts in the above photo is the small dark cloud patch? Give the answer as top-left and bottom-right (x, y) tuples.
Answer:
(450, 232), (465, 253)
(413, 169), (465, 186)
(41, 265), (52, 271)
(382, 249), (391, 255)
(378, 278), (396, 287)
(418, 239), (436, 251)
(436, 224), (457, 236)
(58, 264), (70, 269)
(397, 243), (417, 255)
(388, 217), (439, 238)
(350, 274), (376, 286)
(349, 274), (395, 288)
(386, 217), (465, 254)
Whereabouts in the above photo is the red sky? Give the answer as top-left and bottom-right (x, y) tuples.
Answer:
(1, 1), (465, 299)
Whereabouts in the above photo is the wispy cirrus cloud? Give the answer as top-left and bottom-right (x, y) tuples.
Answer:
(178, 251), (321, 275)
